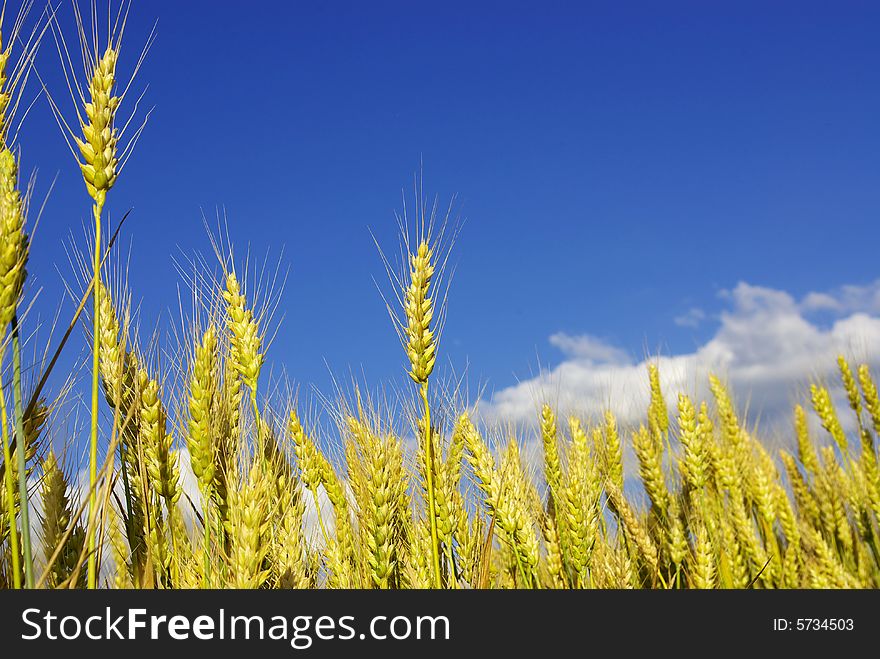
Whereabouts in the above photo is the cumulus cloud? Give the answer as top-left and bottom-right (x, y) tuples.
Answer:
(480, 281), (880, 447)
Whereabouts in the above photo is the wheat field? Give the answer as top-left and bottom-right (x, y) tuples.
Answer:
(0, 2), (878, 590)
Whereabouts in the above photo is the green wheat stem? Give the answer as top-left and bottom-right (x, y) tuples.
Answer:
(0, 350), (20, 589)
(87, 198), (103, 590)
(421, 383), (443, 588)
(11, 314), (33, 588)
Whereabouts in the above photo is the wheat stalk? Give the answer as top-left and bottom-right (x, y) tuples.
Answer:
(47, 1), (151, 588)
(403, 239), (443, 588)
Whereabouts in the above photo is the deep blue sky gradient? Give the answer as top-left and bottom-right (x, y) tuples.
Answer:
(15, 0), (880, 403)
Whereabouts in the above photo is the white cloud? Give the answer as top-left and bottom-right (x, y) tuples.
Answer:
(480, 281), (880, 447)
(800, 292), (842, 313)
(548, 332), (632, 365)
(674, 307), (707, 328)
(800, 280), (880, 316)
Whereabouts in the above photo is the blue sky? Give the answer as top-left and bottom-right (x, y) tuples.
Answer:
(14, 1), (880, 425)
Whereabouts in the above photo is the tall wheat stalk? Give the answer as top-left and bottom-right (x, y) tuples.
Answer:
(82, 43), (119, 590)
(48, 0), (151, 588)
(405, 240), (442, 587)
(375, 187), (451, 588)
